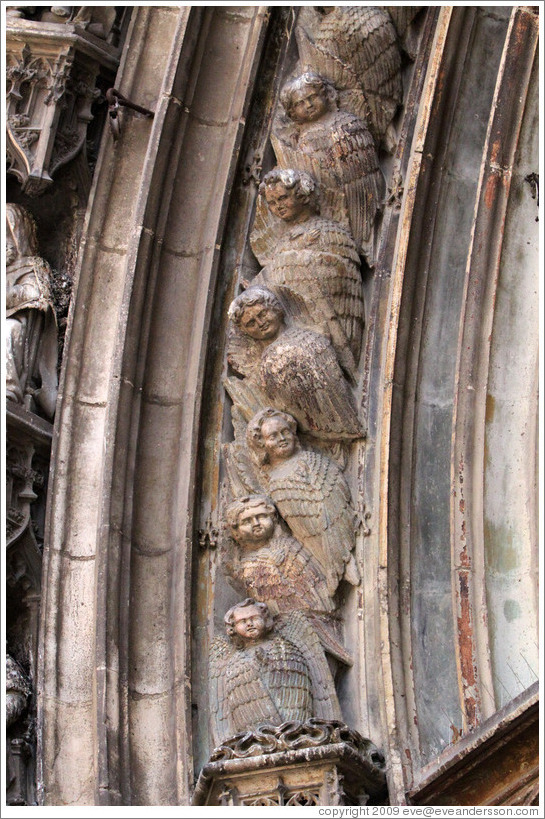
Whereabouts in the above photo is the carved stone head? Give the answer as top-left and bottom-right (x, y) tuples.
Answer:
(226, 494), (277, 546)
(6, 203), (39, 266)
(246, 408), (300, 467)
(280, 71), (337, 123)
(228, 286), (284, 341)
(224, 598), (274, 647)
(259, 168), (319, 221)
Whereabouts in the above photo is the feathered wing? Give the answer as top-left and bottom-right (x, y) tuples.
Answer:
(297, 7), (403, 148)
(263, 636), (313, 722)
(386, 6), (423, 59)
(296, 25), (370, 122)
(249, 194), (292, 267)
(275, 611), (342, 721)
(251, 219), (364, 365)
(260, 327), (363, 441)
(209, 637), (237, 747)
(266, 450), (357, 594)
(274, 538), (335, 613)
(223, 403), (263, 498)
(224, 375), (270, 424)
(236, 536), (335, 614)
(226, 325), (263, 380)
(386, 6), (421, 38)
(273, 114), (384, 258)
(302, 112), (384, 251)
(210, 637), (283, 745)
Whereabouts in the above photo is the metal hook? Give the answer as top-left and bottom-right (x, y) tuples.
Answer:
(106, 88), (154, 141)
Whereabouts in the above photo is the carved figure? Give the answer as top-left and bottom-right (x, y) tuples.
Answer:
(246, 409), (360, 595)
(250, 168), (364, 375)
(273, 72), (384, 264)
(296, 7), (403, 153)
(6, 655), (31, 728)
(6, 204), (58, 418)
(224, 494), (335, 615)
(226, 285), (362, 443)
(209, 599), (342, 746)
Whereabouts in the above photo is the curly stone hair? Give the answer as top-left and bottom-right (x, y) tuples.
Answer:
(228, 285), (284, 327)
(259, 168), (320, 214)
(224, 598), (274, 646)
(246, 408), (300, 466)
(225, 494), (277, 535)
(280, 71), (337, 119)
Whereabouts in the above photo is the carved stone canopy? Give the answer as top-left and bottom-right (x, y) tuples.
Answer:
(6, 16), (119, 195)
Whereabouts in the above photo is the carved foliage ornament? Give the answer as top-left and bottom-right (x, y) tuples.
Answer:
(6, 29), (102, 194)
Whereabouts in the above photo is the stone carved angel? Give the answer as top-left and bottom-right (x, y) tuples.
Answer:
(246, 409), (360, 595)
(225, 285), (363, 444)
(5, 204), (58, 419)
(272, 72), (384, 265)
(296, 7), (403, 153)
(249, 168), (365, 377)
(224, 494), (335, 615)
(209, 599), (342, 747)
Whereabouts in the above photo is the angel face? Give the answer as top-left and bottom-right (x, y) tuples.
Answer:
(265, 183), (308, 222)
(239, 302), (283, 341)
(232, 604), (267, 642)
(289, 86), (329, 123)
(261, 416), (296, 463)
(236, 503), (275, 545)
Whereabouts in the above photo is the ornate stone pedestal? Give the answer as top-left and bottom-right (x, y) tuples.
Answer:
(193, 721), (387, 807)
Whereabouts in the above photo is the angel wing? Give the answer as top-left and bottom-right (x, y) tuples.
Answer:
(296, 25), (370, 122)
(209, 637), (237, 746)
(297, 7), (403, 149)
(260, 327), (363, 441)
(299, 112), (384, 249)
(251, 220), (364, 366)
(249, 192), (293, 267)
(386, 6), (423, 59)
(272, 113), (384, 261)
(265, 449), (357, 594)
(210, 636), (282, 745)
(223, 401), (264, 499)
(275, 610), (342, 721)
(224, 375), (270, 424)
(236, 536), (335, 615)
(262, 635), (313, 722)
(226, 324), (263, 379)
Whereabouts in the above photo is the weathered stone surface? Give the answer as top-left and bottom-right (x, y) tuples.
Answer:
(13, 4), (536, 809)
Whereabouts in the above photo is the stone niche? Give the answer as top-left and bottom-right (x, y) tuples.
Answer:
(6, 10), (121, 195)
